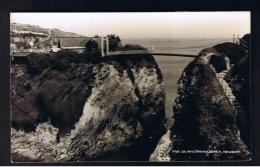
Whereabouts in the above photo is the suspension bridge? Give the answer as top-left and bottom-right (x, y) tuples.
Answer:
(11, 49), (198, 61)
(104, 50), (197, 57)
(11, 35), (242, 60)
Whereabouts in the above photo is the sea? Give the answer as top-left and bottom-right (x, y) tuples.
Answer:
(122, 38), (232, 128)
(95, 38), (233, 161)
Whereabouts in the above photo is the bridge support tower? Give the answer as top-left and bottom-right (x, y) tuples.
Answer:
(101, 36), (109, 57)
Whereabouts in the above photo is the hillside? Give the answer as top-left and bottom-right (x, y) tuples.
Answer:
(10, 23), (86, 52)
(10, 23), (85, 37)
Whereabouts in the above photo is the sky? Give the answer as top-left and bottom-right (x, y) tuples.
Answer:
(11, 12), (250, 39)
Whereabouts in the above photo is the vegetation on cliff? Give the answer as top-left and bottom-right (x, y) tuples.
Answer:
(11, 50), (165, 161)
(224, 34), (250, 148)
(169, 37), (251, 161)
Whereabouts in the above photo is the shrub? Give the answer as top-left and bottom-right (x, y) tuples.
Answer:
(122, 44), (147, 51)
(240, 33), (250, 47)
(85, 39), (98, 53)
(107, 34), (122, 51)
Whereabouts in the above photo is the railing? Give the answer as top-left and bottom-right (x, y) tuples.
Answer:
(105, 49), (197, 57)
(216, 69), (250, 144)
(216, 70), (237, 110)
(106, 50), (152, 56)
(239, 38), (249, 50)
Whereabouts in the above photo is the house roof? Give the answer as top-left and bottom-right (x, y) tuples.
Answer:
(58, 37), (93, 48)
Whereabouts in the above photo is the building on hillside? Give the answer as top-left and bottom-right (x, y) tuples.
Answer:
(10, 30), (49, 53)
(50, 36), (110, 56)
(11, 30), (48, 38)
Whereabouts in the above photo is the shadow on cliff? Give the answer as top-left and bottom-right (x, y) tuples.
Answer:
(170, 36), (251, 161)
(11, 50), (166, 161)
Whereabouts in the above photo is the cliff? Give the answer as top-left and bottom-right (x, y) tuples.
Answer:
(11, 51), (166, 162)
(169, 42), (250, 161)
(223, 36), (251, 149)
(150, 39), (251, 161)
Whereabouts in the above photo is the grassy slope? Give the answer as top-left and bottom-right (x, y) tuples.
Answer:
(10, 23), (85, 37)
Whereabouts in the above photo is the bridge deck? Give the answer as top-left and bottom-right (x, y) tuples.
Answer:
(107, 52), (197, 58)
(106, 50), (197, 57)
(11, 50), (197, 58)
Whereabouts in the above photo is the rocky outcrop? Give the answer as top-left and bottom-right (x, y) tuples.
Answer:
(149, 130), (172, 161)
(11, 51), (166, 162)
(223, 37), (250, 149)
(168, 44), (251, 161)
(150, 40), (251, 161)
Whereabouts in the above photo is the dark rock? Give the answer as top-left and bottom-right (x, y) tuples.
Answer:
(209, 53), (229, 73)
(169, 47), (251, 161)
(213, 42), (246, 65)
(11, 51), (166, 161)
(225, 54), (250, 149)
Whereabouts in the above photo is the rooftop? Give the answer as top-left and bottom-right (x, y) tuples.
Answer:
(58, 37), (93, 48)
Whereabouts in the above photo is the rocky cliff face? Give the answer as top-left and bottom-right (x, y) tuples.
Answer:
(168, 43), (251, 161)
(150, 40), (251, 161)
(224, 43), (250, 149)
(11, 51), (166, 162)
